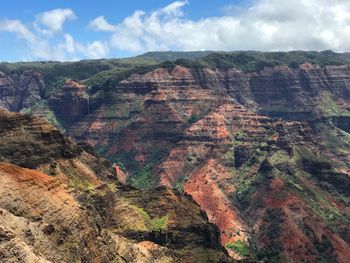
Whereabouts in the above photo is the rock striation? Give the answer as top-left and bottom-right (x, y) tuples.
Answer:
(1, 54), (350, 262)
(0, 70), (45, 112)
(0, 110), (231, 263)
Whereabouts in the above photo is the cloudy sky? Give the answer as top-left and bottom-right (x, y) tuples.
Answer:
(0, 0), (349, 61)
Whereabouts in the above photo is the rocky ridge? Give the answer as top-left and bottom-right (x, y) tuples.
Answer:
(0, 109), (231, 263)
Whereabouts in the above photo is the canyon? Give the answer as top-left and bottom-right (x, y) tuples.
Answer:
(1, 51), (350, 262)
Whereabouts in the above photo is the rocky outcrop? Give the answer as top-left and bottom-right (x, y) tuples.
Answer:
(0, 110), (82, 169)
(0, 109), (231, 262)
(0, 70), (45, 112)
(49, 79), (90, 128)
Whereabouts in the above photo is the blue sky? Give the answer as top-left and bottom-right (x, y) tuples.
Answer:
(0, 0), (349, 61)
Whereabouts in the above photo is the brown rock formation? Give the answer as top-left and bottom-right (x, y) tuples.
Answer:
(59, 64), (350, 261)
(0, 70), (45, 112)
(0, 110), (231, 263)
(49, 79), (90, 127)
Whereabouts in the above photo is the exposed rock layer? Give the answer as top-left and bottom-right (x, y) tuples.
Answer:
(0, 110), (231, 263)
(1, 60), (350, 262)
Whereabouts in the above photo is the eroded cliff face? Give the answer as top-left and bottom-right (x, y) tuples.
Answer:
(0, 110), (231, 263)
(63, 64), (350, 261)
(48, 79), (90, 127)
(0, 70), (45, 112)
(0, 74), (95, 131)
(1, 60), (350, 262)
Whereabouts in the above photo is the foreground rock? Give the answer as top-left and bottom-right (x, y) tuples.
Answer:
(0, 110), (231, 263)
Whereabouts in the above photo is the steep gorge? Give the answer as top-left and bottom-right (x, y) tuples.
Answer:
(1, 51), (350, 262)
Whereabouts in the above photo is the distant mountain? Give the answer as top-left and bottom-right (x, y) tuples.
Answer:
(137, 51), (217, 61)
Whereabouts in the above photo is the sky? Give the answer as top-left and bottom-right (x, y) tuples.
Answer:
(0, 0), (350, 61)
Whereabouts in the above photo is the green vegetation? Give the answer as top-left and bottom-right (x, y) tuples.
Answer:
(0, 56), (158, 80)
(44, 77), (67, 98)
(21, 101), (63, 130)
(229, 131), (273, 207)
(234, 130), (246, 141)
(82, 63), (160, 91)
(188, 114), (201, 124)
(259, 142), (269, 150)
(130, 205), (151, 220)
(222, 150), (235, 167)
(130, 205), (169, 231)
(112, 150), (138, 171)
(195, 50), (350, 72)
(269, 150), (292, 166)
(315, 235), (334, 259)
(314, 121), (350, 151)
(234, 170), (265, 206)
(284, 164), (350, 237)
(67, 175), (96, 193)
(6, 51), (350, 95)
(321, 95), (350, 117)
(128, 148), (167, 189)
(130, 162), (155, 189)
(284, 144), (350, 235)
(6, 51), (349, 78)
(257, 208), (283, 261)
(137, 50), (350, 75)
(294, 146), (330, 169)
(138, 51), (215, 62)
(175, 176), (189, 192)
(106, 183), (117, 192)
(287, 180), (304, 191)
(150, 214), (169, 231)
(0, 56), (160, 103)
(292, 146), (350, 202)
(226, 240), (250, 257)
(145, 50), (350, 73)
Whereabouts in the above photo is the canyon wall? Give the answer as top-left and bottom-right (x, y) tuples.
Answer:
(0, 110), (231, 262)
(1, 58), (350, 261)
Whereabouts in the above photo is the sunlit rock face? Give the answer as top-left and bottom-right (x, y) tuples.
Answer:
(0, 109), (231, 263)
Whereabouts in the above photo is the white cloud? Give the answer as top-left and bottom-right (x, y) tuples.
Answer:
(32, 35), (109, 61)
(90, 0), (350, 53)
(156, 0), (188, 17)
(89, 16), (117, 32)
(0, 19), (36, 43)
(76, 41), (110, 59)
(2, 1), (350, 61)
(0, 15), (109, 61)
(35, 8), (76, 35)
(4, 7), (110, 61)
(63, 34), (75, 53)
